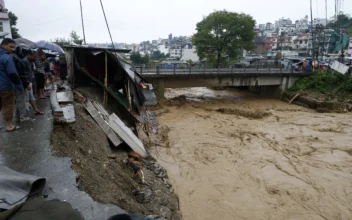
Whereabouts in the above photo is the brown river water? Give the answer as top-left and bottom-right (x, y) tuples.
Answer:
(150, 88), (352, 220)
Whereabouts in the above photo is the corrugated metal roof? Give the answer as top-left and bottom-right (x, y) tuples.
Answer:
(64, 45), (131, 53)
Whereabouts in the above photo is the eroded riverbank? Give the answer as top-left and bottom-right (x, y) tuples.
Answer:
(150, 88), (352, 220)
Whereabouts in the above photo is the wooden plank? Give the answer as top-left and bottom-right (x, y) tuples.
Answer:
(84, 100), (122, 147)
(109, 113), (147, 157)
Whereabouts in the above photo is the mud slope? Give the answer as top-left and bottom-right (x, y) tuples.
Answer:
(51, 103), (182, 220)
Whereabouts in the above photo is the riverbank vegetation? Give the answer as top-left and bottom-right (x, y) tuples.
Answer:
(289, 70), (352, 97)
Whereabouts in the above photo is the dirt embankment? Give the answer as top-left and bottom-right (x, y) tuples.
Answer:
(51, 103), (182, 220)
(150, 88), (352, 220)
(290, 92), (352, 113)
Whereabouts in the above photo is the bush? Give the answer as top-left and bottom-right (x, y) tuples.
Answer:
(289, 70), (351, 95)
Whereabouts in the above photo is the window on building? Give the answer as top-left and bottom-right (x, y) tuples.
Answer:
(0, 22), (3, 32)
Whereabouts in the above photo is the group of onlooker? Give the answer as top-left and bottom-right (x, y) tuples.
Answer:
(0, 38), (61, 132)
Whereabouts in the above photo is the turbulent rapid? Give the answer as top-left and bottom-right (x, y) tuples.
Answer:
(150, 88), (352, 220)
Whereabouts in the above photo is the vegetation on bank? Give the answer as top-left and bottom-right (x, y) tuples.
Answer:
(288, 70), (352, 98)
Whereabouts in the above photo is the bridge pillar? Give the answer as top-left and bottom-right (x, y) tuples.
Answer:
(155, 79), (165, 102)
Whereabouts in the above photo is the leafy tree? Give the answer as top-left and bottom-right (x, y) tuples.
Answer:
(70, 31), (83, 45)
(51, 31), (83, 47)
(192, 10), (256, 68)
(130, 52), (149, 64)
(51, 37), (70, 48)
(8, 11), (21, 39)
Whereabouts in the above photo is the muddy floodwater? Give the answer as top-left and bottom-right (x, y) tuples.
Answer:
(151, 88), (352, 220)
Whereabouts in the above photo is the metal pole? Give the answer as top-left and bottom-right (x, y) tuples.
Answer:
(79, 0), (86, 44)
(310, 0), (315, 59)
(104, 51), (108, 107)
(100, 0), (115, 49)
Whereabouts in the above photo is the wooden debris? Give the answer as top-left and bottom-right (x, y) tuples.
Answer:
(289, 90), (304, 105)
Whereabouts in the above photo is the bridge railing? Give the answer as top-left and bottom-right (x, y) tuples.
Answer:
(137, 66), (311, 77)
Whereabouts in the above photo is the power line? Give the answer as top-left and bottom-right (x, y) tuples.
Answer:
(79, 0), (87, 44)
(99, 0), (115, 49)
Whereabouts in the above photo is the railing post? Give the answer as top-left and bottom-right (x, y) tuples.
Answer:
(156, 65), (160, 77)
(231, 65), (233, 74)
(173, 65), (176, 75)
(140, 66), (142, 74)
(189, 65), (191, 75)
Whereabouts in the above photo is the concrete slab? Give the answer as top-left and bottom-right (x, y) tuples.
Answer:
(57, 91), (74, 103)
(84, 100), (122, 147)
(109, 113), (147, 157)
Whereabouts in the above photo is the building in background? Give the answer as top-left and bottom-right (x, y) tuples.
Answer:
(0, 0), (12, 41)
(348, 38), (352, 56)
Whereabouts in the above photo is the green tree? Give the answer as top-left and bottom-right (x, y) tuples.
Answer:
(130, 52), (149, 64)
(192, 10), (256, 67)
(70, 31), (83, 45)
(8, 11), (21, 39)
(51, 37), (70, 48)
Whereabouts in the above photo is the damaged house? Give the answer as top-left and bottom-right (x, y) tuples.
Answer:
(64, 46), (156, 124)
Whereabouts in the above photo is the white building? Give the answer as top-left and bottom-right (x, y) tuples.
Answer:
(169, 48), (181, 58)
(258, 24), (265, 31)
(180, 48), (199, 62)
(157, 45), (169, 55)
(348, 38), (352, 57)
(0, 0), (12, 40)
(313, 18), (327, 26)
(275, 18), (293, 29)
(265, 22), (275, 30)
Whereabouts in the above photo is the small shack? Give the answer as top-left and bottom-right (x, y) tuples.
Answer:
(64, 46), (156, 124)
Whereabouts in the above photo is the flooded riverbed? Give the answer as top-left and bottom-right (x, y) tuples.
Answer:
(151, 88), (352, 220)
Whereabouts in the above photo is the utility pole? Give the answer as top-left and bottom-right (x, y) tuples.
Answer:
(79, 0), (86, 44)
(310, 0), (315, 59)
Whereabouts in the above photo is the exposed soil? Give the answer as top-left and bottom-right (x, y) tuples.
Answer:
(288, 91), (352, 113)
(51, 103), (182, 220)
(149, 87), (352, 220)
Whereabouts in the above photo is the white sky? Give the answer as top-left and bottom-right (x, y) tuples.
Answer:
(6, 0), (352, 44)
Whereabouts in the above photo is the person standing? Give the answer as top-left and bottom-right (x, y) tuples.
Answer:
(23, 51), (44, 116)
(12, 45), (33, 122)
(34, 50), (46, 99)
(0, 38), (23, 131)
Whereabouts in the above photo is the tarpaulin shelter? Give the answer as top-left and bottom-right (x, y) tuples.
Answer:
(63, 46), (156, 122)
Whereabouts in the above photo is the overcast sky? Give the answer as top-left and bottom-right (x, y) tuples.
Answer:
(6, 0), (352, 44)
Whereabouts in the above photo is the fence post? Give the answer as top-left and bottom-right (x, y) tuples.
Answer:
(173, 65), (176, 75)
(189, 65), (191, 75)
(140, 66), (142, 74)
(231, 65), (233, 74)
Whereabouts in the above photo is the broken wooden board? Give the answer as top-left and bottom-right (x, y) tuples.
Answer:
(84, 100), (122, 147)
(109, 113), (147, 157)
(57, 91), (74, 103)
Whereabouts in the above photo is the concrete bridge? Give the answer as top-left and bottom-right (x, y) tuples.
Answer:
(140, 68), (312, 101)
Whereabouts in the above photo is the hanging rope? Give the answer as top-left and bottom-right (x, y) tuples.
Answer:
(99, 0), (115, 49)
